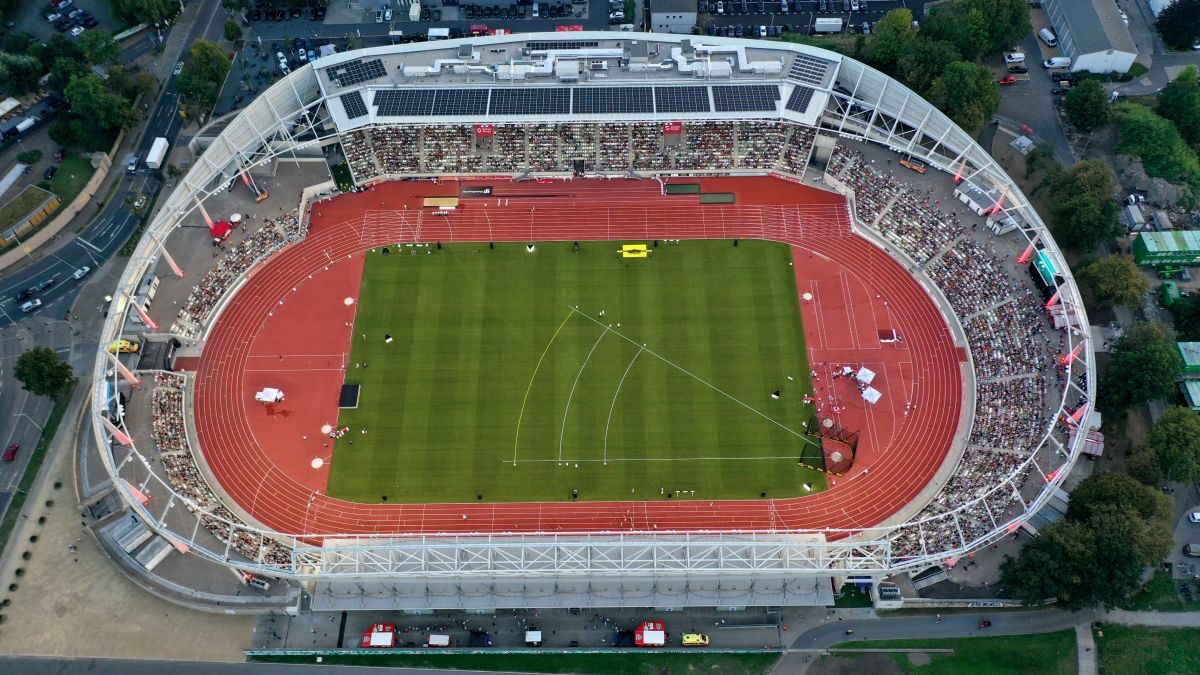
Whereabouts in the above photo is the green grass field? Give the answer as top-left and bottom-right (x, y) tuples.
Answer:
(1096, 625), (1200, 674)
(250, 652), (781, 674)
(328, 239), (824, 504)
(829, 631), (1077, 674)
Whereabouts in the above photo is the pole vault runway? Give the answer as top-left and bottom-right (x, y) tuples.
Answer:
(191, 177), (964, 542)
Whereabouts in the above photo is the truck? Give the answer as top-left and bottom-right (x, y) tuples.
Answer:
(0, 97), (19, 119)
(634, 621), (666, 647)
(427, 27), (450, 40)
(146, 136), (169, 170)
(361, 623), (396, 648)
(813, 18), (843, 33)
(410, 1), (421, 21)
(14, 117), (36, 134)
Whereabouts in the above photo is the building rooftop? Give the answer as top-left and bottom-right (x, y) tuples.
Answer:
(651, 0), (700, 13)
(1137, 230), (1200, 253)
(1054, 0), (1136, 55)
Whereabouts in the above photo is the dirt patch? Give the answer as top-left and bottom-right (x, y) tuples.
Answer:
(807, 653), (905, 675)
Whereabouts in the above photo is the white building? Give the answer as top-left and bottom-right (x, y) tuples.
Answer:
(1043, 0), (1138, 74)
(650, 0), (698, 34)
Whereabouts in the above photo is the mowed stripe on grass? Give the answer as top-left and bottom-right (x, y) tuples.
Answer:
(327, 240), (825, 504)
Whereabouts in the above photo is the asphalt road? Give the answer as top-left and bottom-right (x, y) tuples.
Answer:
(0, 657), (505, 675)
(0, 1), (226, 329)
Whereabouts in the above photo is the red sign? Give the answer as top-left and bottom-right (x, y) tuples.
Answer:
(663, 122), (682, 135)
(556, 24), (584, 31)
(474, 123), (494, 137)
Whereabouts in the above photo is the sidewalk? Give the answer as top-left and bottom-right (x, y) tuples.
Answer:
(1076, 623), (1097, 675)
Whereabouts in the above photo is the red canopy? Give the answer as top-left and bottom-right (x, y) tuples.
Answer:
(210, 221), (232, 239)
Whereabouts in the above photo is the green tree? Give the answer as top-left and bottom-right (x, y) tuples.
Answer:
(48, 57), (88, 91)
(967, 0), (1031, 54)
(1143, 406), (1200, 482)
(1047, 159), (1121, 250)
(1157, 66), (1200, 153)
(1156, 0), (1200, 50)
(65, 74), (136, 131)
(108, 0), (179, 27)
(48, 116), (86, 147)
(221, 0), (252, 12)
(187, 40), (231, 85)
(929, 61), (1000, 131)
(0, 51), (45, 97)
(1079, 255), (1149, 307)
(896, 39), (960, 99)
(223, 20), (243, 43)
(13, 347), (75, 398)
(868, 8), (918, 70)
(1002, 473), (1172, 610)
(1099, 322), (1184, 411)
(79, 30), (121, 65)
(1115, 101), (1200, 184)
(1064, 80), (1111, 132)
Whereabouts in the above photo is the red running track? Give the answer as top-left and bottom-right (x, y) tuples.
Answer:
(192, 177), (963, 541)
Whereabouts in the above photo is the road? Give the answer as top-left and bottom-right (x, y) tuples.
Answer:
(0, 0), (227, 329)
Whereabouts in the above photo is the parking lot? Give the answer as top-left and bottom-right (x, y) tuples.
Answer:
(698, 0), (918, 36)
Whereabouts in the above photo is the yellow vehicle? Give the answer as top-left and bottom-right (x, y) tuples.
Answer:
(681, 633), (710, 647)
(108, 339), (141, 354)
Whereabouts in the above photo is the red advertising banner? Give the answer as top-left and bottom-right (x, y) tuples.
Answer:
(663, 121), (682, 135)
(474, 123), (495, 137)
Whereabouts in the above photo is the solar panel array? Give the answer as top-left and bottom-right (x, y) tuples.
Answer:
(574, 87), (654, 114)
(654, 86), (710, 113)
(527, 40), (601, 51)
(325, 58), (387, 87)
(490, 87), (572, 115)
(339, 91), (368, 119)
(351, 85), (792, 118)
(788, 54), (834, 87)
(432, 89), (490, 116)
(711, 85), (781, 112)
(785, 86), (815, 115)
(375, 89), (437, 116)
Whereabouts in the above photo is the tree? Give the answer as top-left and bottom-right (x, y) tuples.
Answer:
(79, 30), (121, 65)
(1064, 80), (1111, 132)
(221, 0), (252, 12)
(1156, 0), (1200, 50)
(896, 39), (960, 100)
(1157, 66), (1200, 153)
(48, 116), (86, 147)
(967, 0), (1031, 54)
(1099, 322), (1184, 411)
(65, 74), (137, 131)
(929, 61), (1000, 131)
(0, 52), (45, 97)
(1001, 473), (1172, 610)
(48, 57), (88, 91)
(1115, 102), (1200, 185)
(1143, 406), (1200, 482)
(1046, 159), (1121, 250)
(868, 9), (918, 70)
(108, 0), (179, 27)
(223, 20), (243, 43)
(923, 3), (989, 60)
(187, 40), (231, 86)
(15, 149), (41, 165)
(1078, 255), (1149, 307)
(13, 347), (75, 398)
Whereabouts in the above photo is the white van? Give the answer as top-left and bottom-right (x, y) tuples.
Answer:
(1043, 56), (1072, 69)
(1038, 28), (1058, 47)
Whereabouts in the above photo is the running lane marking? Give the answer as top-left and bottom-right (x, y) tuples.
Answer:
(512, 310), (576, 464)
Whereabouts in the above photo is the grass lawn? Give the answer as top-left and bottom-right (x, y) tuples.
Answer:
(329, 239), (824, 504)
(249, 652), (780, 674)
(833, 583), (875, 608)
(830, 630), (1077, 674)
(1123, 570), (1200, 611)
(45, 155), (96, 206)
(1097, 625), (1200, 675)
(0, 186), (54, 231)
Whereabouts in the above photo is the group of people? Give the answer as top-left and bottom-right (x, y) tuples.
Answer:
(828, 146), (1065, 559)
(151, 379), (291, 566)
(171, 211), (299, 338)
(339, 121), (821, 183)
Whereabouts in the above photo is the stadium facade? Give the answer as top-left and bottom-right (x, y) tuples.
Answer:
(91, 33), (1092, 609)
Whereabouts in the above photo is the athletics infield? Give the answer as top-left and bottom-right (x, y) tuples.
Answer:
(192, 176), (965, 539)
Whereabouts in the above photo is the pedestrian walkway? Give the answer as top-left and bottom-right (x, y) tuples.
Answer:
(1076, 624), (1097, 675)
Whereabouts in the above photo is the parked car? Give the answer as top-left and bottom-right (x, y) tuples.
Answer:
(3, 443), (18, 462)
(1051, 86), (1069, 95)
(173, 61), (184, 75)
(997, 75), (1017, 85)
(1008, 65), (1028, 74)
(1004, 53), (1025, 63)
(69, 26), (84, 37)
(43, 166), (57, 180)
(72, 266), (90, 280)
(54, 147), (65, 162)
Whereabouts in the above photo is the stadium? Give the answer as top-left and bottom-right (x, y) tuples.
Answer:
(90, 32), (1093, 610)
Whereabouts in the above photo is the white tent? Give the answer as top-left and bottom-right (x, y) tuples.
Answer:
(254, 388), (284, 403)
(862, 387), (882, 404)
(856, 367), (876, 385)
(525, 630), (543, 646)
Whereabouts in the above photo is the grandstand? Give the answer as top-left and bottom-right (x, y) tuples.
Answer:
(92, 33), (1092, 609)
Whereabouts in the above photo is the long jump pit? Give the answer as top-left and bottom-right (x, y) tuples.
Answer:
(191, 175), (965, 543)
